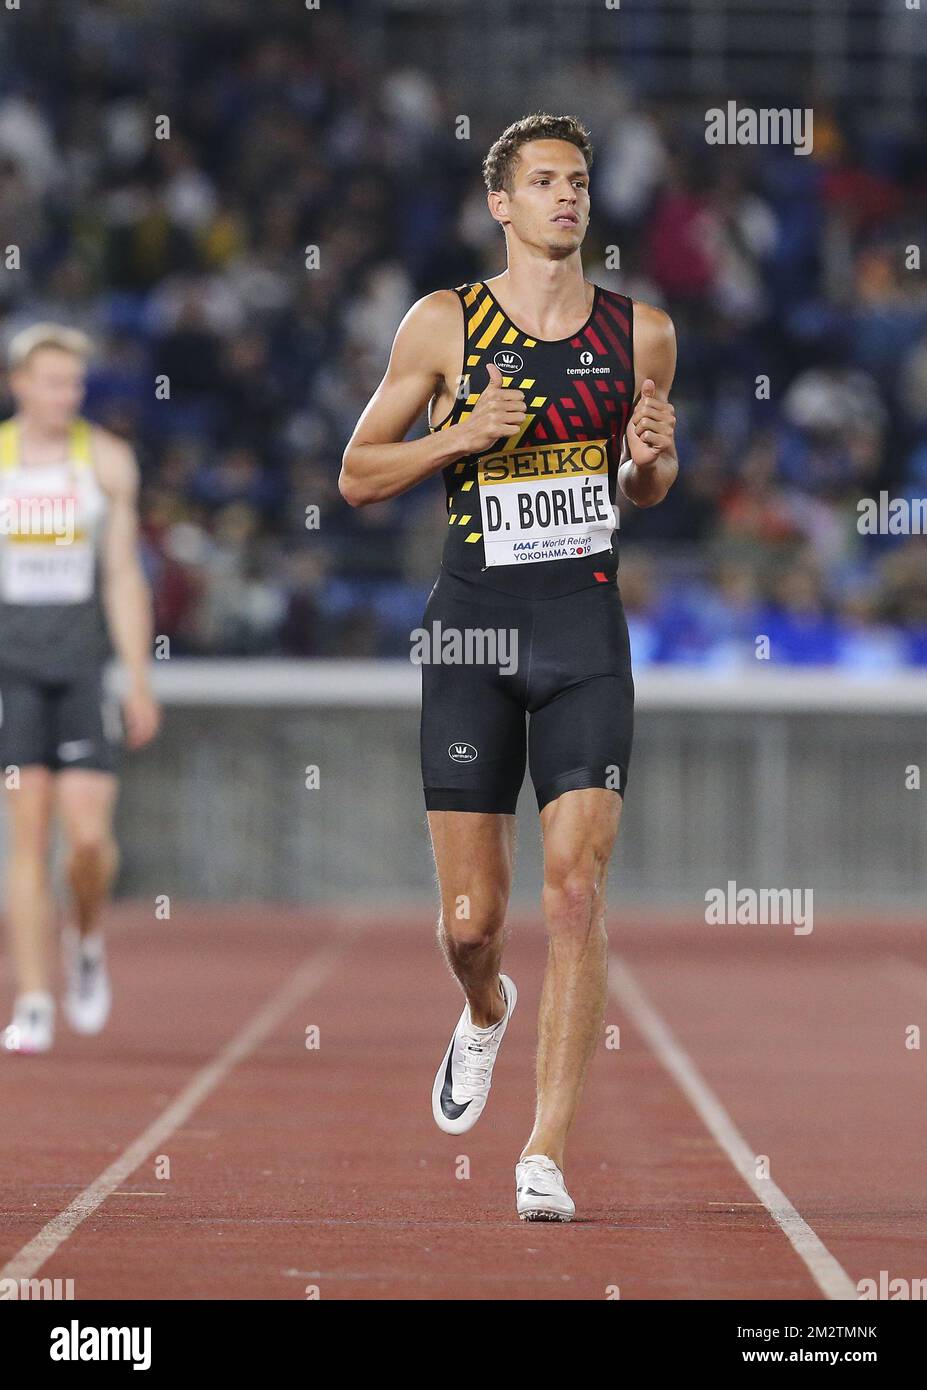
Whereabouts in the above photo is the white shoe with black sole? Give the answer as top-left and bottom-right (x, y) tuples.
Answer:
(432, 974), (517, 1134)
(515, 1154), (575, 1222)
(2, 991), (55, 1055)
(62, 927), (112, 1035)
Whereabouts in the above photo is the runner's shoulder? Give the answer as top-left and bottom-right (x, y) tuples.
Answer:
(630, 299), (676, 346)
(86, 424), (138, 494)
(392, 289), (465, 372)
(399, 288), (464, 338)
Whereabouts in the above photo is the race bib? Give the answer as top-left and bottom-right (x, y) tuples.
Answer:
(478, 438), (615, 567)
(0, 534), (94, 604)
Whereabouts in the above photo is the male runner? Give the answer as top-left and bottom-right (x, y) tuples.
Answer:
(340, 114), (678, 1220)
(0, 324), (160, 1054)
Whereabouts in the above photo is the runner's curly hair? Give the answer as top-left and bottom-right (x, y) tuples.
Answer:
(482, 114), (593, 195)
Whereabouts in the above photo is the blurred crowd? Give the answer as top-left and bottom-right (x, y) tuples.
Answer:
(2, 6), (927, 668)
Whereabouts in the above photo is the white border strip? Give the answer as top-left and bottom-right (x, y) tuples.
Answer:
(107, 659), (927, 712)
(608, 954), (858, 1301)
(0, 941), (348, 1285)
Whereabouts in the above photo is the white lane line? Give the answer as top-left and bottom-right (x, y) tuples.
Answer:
(1, 940), (350, 1283)
(608, 954), (858, 1301)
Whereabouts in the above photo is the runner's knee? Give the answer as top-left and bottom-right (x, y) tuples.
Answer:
(66, 826), (114, 866)
(542, 850), (608, 940)
(439, 892), (507, 949)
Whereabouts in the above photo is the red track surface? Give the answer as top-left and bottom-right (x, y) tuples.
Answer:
(2, 905), (925, 1300)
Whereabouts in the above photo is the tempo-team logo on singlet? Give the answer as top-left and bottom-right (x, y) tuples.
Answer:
(477, 440), (614, 567)
(567, 350), (611, 377)
(493, 349), (523, 374)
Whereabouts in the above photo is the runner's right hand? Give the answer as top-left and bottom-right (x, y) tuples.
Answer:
(459, 363), (526, 453)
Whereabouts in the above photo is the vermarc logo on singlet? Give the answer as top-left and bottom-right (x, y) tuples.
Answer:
(493, 349), (524, 374)
(477, 440), (615, 567)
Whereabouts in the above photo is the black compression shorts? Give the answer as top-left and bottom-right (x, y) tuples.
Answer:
(0, 668), (123, 774)
(420, 567), (634, 815)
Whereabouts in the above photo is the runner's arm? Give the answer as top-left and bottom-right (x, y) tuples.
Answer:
(97, 433), (161, 747)
(618, 303), (679, 508)
(339, 292), (479, 507)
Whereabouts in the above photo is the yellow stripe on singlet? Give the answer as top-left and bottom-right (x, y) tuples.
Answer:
(0, 417), (92, 470)
(0, 419), (18, 472)
(70, 417), (92, 469)
(474, 310), (505, 351)
(467, 294), (492, 337)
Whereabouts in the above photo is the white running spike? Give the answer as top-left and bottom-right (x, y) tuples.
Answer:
(515, 1154), (575, 1222)
(432, 974), (517, 1134)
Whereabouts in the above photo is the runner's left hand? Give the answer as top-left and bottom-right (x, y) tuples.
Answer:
(626, 379), (676, 469)
(123, 685), (162, 749)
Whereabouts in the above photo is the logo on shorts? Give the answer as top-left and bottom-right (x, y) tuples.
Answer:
(57, 740), (94, 762)
(448, 742), (478, 763)
(493, 350), (523, 375)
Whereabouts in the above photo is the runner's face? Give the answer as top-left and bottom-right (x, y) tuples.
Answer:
(502, 140), (590, 259)
(12, 348), (86, 429)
